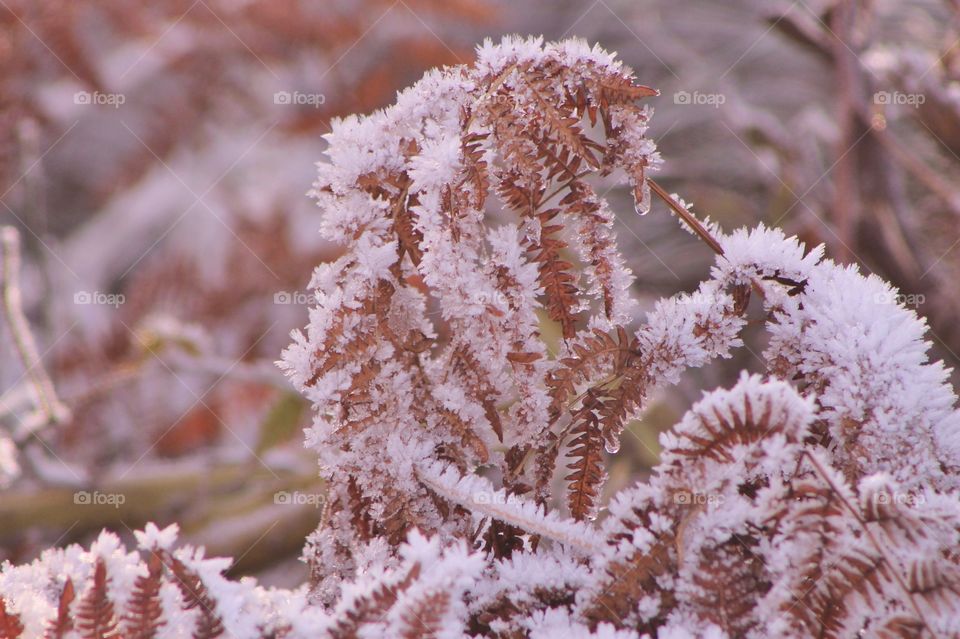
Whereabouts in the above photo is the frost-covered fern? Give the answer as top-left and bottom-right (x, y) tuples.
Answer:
(3, 36), (960, 639)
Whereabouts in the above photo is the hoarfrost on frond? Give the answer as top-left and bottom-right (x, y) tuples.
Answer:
(5, 35), (960, 639)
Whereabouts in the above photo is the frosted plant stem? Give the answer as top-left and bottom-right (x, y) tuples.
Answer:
(803, 450), (937, 638)
(0, 226), (70, 434)
(416, 462), (601, 554)
(647, 178), (725, 256)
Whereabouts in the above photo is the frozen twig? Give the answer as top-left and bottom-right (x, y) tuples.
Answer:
(0, 226), (70, 437)
(647, 178), (725, 256)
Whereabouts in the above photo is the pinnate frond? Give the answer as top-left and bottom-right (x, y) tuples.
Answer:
(4, 35), (960, 639)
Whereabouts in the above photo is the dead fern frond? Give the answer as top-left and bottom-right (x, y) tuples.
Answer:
(4, 35), (960, 639)
(73, 560), (119, 639)
(0, 599), (23, 639)
(583, 523), (675, 632)
(162, 553), (225, 639)
(528, 206), (582, 339)
(330, 565), (421, 639)
(546, 326), (629, 422)
(684, 536), (768, 637)
(564, 389), (607, 521)
(43, 578), (75, 639)
(122, 552), (165, 639)
(396, 591), (450, 639)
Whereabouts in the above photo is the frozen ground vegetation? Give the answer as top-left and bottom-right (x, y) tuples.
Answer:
(2, 36), (960, 639)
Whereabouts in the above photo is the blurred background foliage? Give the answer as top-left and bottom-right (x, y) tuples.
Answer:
(3, 0), (960, 587)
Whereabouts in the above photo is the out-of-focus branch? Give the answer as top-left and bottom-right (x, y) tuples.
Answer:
(872, 122), (960, 219)
(0, 464), (323, 544)
(0, 226), (70, 437)
(830, 0), (862, 265)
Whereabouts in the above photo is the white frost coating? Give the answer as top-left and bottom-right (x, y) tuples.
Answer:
(0, 531), (143, 637)
(715, 225), (960, 490)
(8, 36), (959, 639)
(134, 521), (181, 550)
(384, 531), (485, 638)
(659, 372), (816, 486)
(567, 192), (639, 328)
(325, 530), (484, 639)
(171, 545), (269, 639)
(407, 134), (463, 193)
(715, 224), (822, 284)
(474, 35), (627, 79)
(416, 461), (601, 554)
(472, 548), (588, 616)
(524, 607), (645, 639)
(276, 36), (667, 613)
(0, 524), (333, 639)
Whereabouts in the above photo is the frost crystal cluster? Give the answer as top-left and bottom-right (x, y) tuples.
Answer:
(3, 37), (960, 639)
